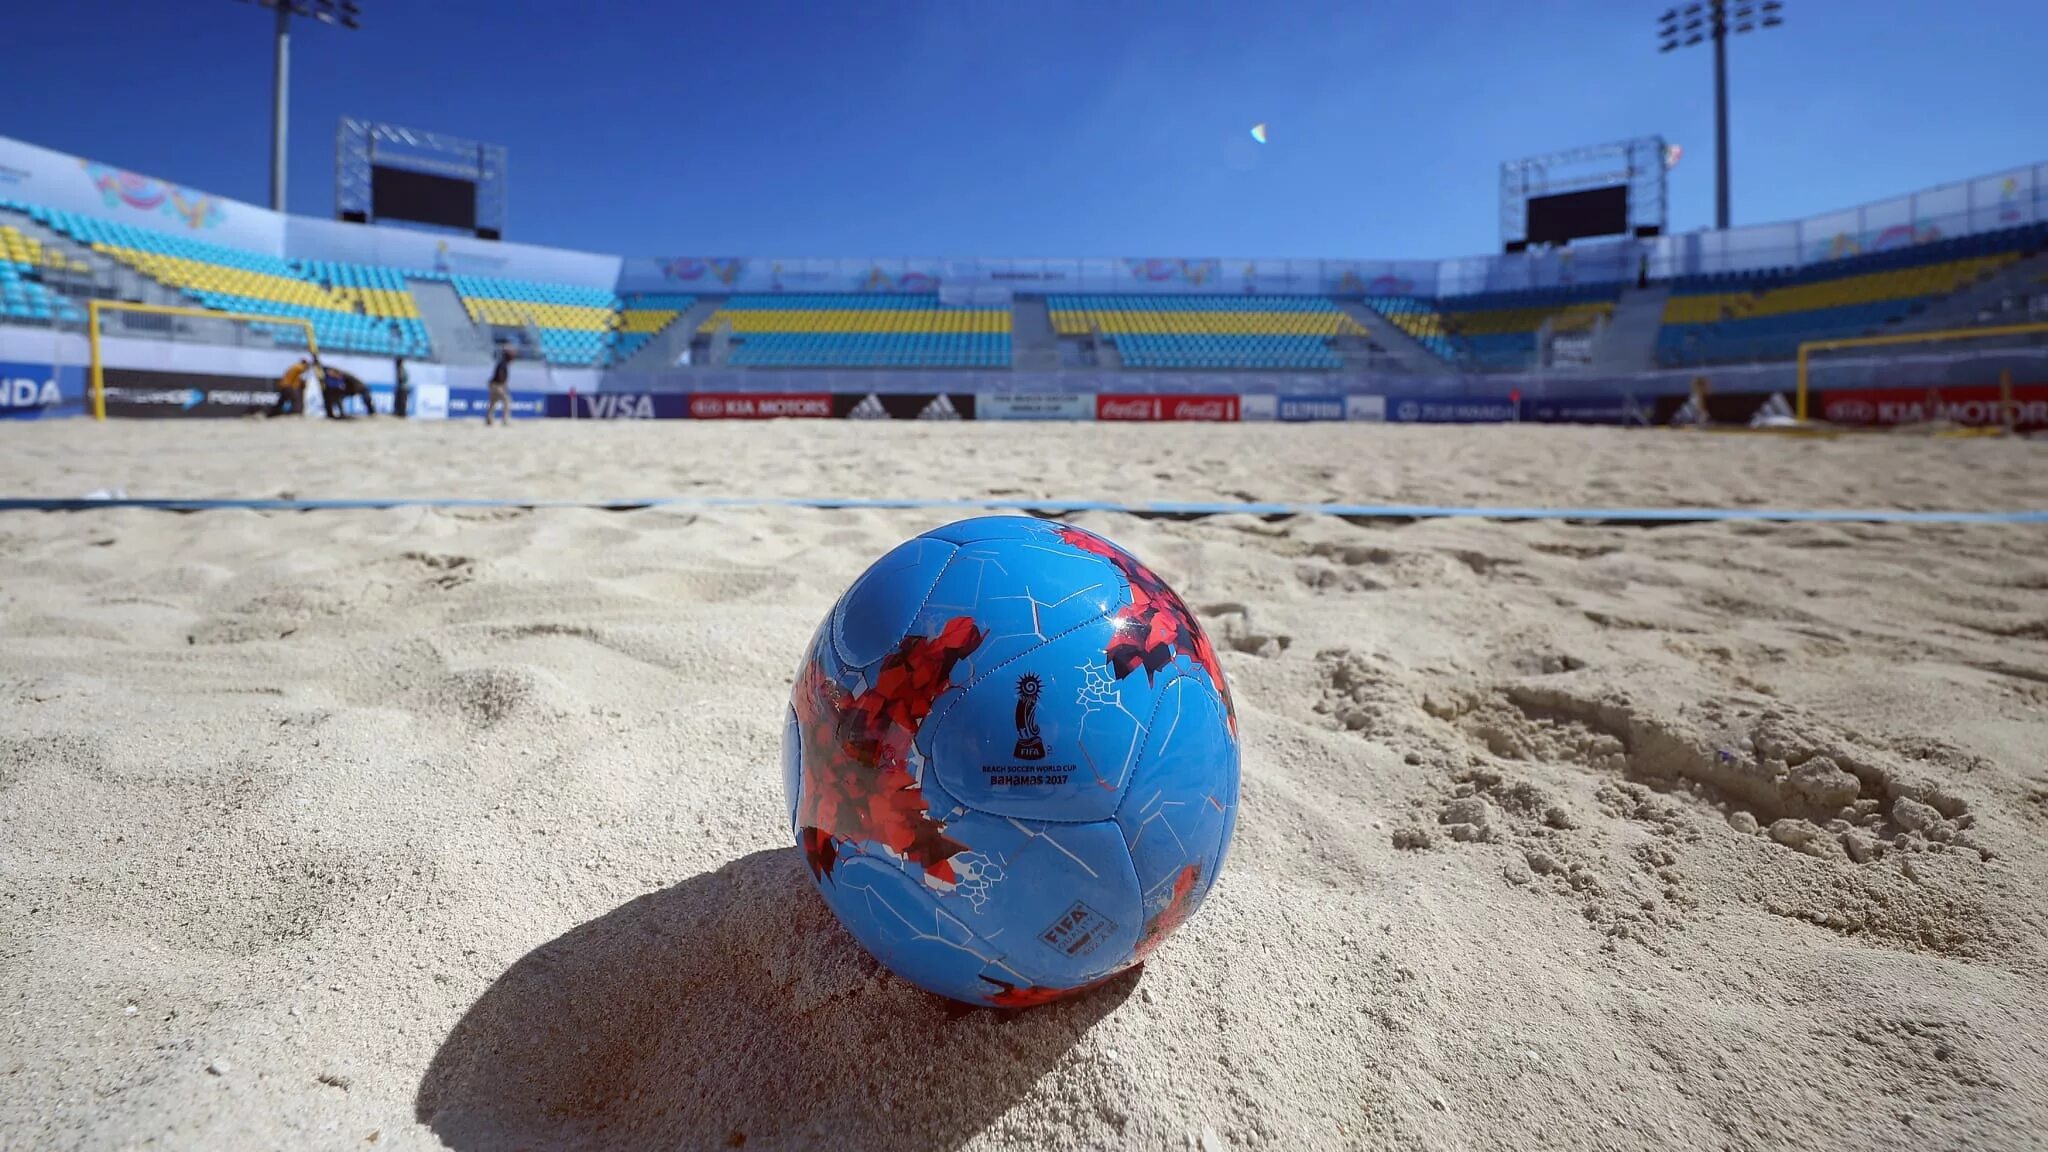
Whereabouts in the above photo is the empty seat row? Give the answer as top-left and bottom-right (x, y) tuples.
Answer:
(1113, 333), (1340, 370)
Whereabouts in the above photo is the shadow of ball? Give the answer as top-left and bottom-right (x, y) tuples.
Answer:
(417, 847), (1136, 1151)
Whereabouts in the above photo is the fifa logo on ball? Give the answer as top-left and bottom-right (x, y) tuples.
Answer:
(1012, 673), (1046, 761)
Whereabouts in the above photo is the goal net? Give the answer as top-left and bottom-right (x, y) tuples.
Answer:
(87, 300), (318, 420)
(1797, 321), (2048, 432)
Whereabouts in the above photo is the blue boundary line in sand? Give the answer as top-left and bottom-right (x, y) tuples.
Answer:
(0, 494), (2044, 525)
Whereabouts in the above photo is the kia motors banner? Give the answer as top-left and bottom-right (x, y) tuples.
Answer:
(688, 392), (833, 419)
(0, 362), (84, 420)
(1096, 394), (1239, 421)
(976, 392), (1094, 421)
(99, 368), (281, 419)
(830, 392), (977, 420)
(1819, 384), (2048, 431)
(543, 392), (690, 420)
(1386, 397), (1518, 424)
(447, 388), (548, 419)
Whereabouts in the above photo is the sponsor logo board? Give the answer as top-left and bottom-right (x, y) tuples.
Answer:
(688, 392), (833, 419)
(830, 392), (979, 420)
(977, 392), (1094, 421)
(99, 369), (286, 419)
(1275, 395), (1347, 422)
(1095, 394), (1239, 421)
(1819, 385), (2048, 431)
(1385, 397), (1518, 424)
(0, 363), (84, 420)
(1345, 394), (1387, 422)
(447, 388), (547, 419)
(544, 392), (689, 420)
(1521, 395), (1652, 425)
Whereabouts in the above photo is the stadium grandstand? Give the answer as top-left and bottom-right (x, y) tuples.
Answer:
(1, 128), (2045, 429)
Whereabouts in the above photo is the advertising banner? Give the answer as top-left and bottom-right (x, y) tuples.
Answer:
(687, 392), (834, 419)
(830, 392), (977, 420)
(1345, 395), (1387, 422)
(409, 382), (449, 421)
(976, 393), (1094, 421)
(1239, 394), (1278, 422)
(447, 388), (548, 419)
(1386, 396), (1518, 424)
(1819, 384), (2048, 431)
(1521, 394), (1652, 425)
(543, 392), (691, 420)
(99, 368), (281, 419)
(0, 362), (85, 420)
(1095, 394), (1240, 422)
(1274, 395), (1348, 423)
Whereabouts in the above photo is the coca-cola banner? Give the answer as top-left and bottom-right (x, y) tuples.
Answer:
(1095, 394), (1240, 422)
(687, 392), (834, 419)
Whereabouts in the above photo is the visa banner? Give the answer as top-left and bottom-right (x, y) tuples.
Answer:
(544, 392), (691, 419)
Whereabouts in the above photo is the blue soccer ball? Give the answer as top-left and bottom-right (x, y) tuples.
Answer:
(783, 515), (1241, 1007)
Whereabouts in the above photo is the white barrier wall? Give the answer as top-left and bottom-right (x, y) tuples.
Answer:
(4, 133), (2041, 303)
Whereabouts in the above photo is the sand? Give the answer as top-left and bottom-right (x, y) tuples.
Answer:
(2, 420), (2046, 1152)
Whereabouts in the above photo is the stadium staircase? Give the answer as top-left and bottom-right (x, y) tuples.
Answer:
(407, 278), (495, 365)
(1009, 297), (1061, 371)
(1338, 301), (1454, 375)
(614, 297), (722, 371)
(1584, 285), (1670, 372)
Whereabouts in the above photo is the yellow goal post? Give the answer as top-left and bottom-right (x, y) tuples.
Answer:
(1796, 320), (2048, 423)
(87, 299), (320, 421)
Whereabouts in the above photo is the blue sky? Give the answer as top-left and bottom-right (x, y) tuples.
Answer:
(2, 0), (2039, 259)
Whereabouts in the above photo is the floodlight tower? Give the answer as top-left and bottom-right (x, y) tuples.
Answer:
(1658, 1), (1783, 231)
(234, 0), (361, 212)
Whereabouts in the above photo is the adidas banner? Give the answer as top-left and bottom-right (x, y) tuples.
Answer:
(829, 393), (978, 420)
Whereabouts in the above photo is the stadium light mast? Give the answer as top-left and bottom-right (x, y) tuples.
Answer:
(235, 0), (361, 212)
(1659, 1), (1783, 231)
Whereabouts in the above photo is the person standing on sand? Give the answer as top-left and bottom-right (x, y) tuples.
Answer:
(393, 356), (410, 419)
(486, 346), (515, 426)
